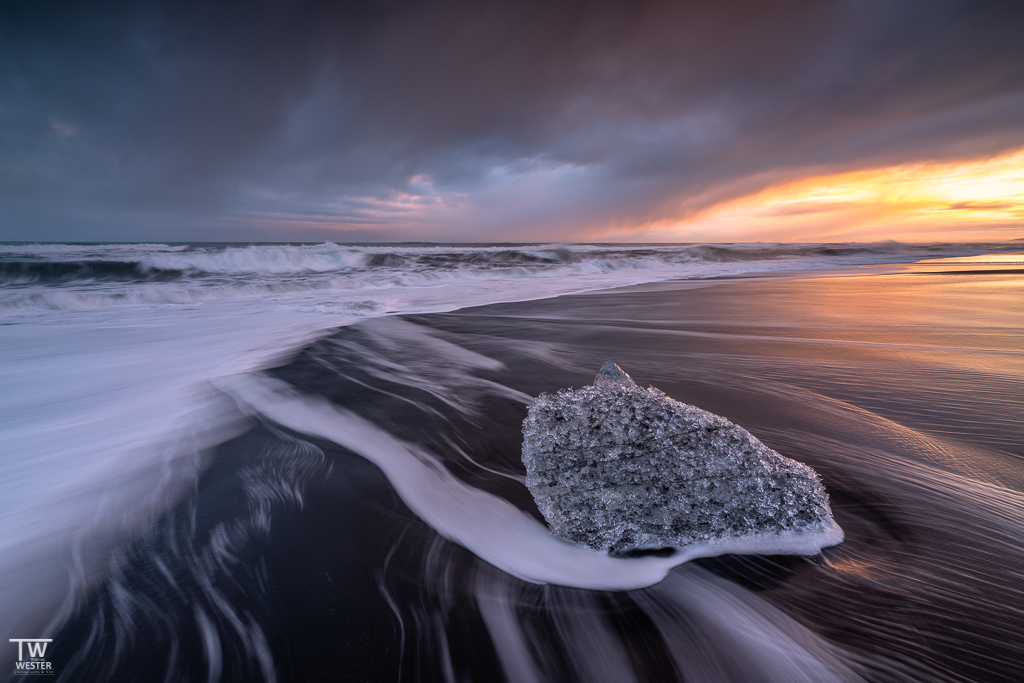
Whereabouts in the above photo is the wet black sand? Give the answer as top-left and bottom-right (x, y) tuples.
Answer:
(49, 268), (1024, 682)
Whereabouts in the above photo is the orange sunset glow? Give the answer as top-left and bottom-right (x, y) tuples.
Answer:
(642, 148), (1024, 243)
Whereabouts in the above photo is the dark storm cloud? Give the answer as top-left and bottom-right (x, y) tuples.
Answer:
(2, 0), (1023, 240)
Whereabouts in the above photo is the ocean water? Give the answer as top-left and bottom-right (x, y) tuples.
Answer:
(1, 241), (1022, 682)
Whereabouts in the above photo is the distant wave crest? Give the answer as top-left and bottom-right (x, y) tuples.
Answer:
(0, 241), (1017, 316)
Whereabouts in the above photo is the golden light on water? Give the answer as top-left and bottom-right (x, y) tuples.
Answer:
(647, 147), (1024, 243)
(918, 253), (1024, 264)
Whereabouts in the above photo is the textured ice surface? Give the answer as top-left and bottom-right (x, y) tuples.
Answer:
(523, 362), (843, 553)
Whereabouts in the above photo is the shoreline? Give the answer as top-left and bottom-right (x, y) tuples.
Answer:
(21, 264), (1024, 681)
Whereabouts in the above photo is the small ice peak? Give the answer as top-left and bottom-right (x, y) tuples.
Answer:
(594, 361), (635, 387)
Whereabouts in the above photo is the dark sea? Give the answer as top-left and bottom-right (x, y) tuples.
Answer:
(2, 242), (1023, 682)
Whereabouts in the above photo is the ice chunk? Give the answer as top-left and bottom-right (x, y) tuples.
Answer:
(522, 362), (843, 553)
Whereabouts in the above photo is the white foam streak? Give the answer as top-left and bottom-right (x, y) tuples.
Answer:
(471, 562), (860, 683)
(475, 590), (543, 683)
(545, 589), (639, 683)
(633, 567), (859, 683)
(0, 306), (335, 645)
(222, 374), (841, 590)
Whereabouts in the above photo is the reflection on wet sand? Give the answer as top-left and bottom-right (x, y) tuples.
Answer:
(51, 267), (1024, 682)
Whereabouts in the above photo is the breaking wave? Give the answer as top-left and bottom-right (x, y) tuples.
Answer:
(1, 240), (1017, 316)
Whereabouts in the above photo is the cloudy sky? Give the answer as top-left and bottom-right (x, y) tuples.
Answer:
(2, 0), (1023, 243)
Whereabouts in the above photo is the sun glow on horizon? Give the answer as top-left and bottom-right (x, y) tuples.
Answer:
(639, 147), (1024, 243)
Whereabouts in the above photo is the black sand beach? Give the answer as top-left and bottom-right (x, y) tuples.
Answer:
(8, 0), (1024, 677)
(47, 266), (1024, 682)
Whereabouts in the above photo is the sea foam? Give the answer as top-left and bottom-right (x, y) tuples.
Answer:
(221, 373), (845, 590)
